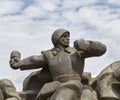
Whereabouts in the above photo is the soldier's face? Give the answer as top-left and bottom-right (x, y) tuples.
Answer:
(58, 32), (70, 47)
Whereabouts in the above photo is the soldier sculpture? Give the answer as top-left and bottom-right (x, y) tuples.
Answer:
(9, 29), (106, 100)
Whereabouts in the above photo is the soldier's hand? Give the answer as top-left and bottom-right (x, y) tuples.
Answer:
(9, 51), (21, 70)
(74, 39), (90, 51)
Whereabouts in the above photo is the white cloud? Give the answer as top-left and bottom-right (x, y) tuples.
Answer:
(0, 0), (23, 16)
(23, 4), (45, 18)
(107, 0), (120, 5)
(62, 0), (98, 9)
(39, 0), (59, 12)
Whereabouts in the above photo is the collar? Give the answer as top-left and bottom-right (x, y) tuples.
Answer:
(52, 47), (72, 56)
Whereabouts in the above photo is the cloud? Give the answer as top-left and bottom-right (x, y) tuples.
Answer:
(0, 0), (23, 16)
(106, 0), (120, 5)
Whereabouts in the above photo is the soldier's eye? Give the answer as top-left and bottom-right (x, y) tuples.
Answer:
(62, 33), (69, 38)
(64, 35), (67, 37)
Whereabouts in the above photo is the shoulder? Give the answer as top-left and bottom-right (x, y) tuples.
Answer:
(41, 49), (53, 60)
(41, 49), (52, 55)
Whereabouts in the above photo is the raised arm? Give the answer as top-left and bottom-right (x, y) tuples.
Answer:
(74, 39), (106, 58)
(9, 51), (47, 70)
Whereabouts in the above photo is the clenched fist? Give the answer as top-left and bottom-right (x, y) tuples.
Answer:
(9, 50), (21, 69)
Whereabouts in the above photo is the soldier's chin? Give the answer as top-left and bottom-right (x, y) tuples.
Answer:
(64, 44), (69, 47)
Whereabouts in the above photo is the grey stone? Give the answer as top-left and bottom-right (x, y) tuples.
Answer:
(81, 72), (98, 100)
(93, 61), (120, 100)
(0, 88), (4, 100)
(0, 79), (21, 100)
(80, 88), (98, 100)
(9, 29), (106, 100)
(22, 68), (52, 100)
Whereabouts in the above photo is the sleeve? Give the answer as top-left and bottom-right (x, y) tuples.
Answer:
(74, 39), (107, 58)
(19, 54), (48, 70)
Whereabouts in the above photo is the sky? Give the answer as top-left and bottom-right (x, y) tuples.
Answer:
(0, 0), (120, 91)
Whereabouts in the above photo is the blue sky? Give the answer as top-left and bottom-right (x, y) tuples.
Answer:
(0, 0), (120, 91)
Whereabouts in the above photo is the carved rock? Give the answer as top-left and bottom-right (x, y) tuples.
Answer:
(0, 88), (4, 100)
(93, 61), (120, 100)
(21, 68), (52, 100)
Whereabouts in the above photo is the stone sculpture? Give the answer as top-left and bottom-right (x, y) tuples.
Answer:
(9, 29), (106, 100)
(0, 79), (21, 100)
(80, 72), (98, 100)
(93, 61), (120, 100)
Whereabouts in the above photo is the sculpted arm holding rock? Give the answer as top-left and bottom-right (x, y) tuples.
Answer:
(9, 51), (47, 70)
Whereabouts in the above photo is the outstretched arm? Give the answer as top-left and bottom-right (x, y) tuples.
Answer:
(74, 39), (106, 58)
(9, 51), (47, 70)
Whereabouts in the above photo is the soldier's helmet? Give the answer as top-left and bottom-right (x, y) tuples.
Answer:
(51, 29), (69, 46)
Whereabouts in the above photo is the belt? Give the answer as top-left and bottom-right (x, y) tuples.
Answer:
(53, 74), (81, 83)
